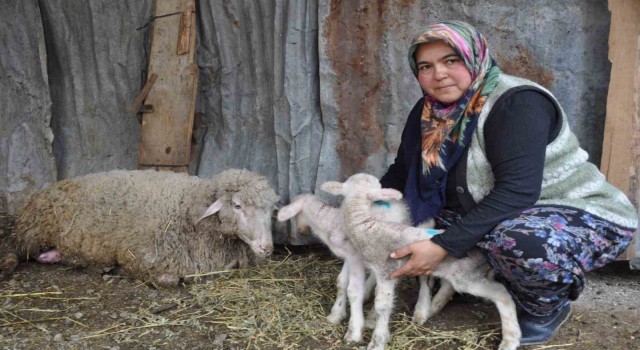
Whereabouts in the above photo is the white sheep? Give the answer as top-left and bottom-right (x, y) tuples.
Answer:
(321, 173), (521, 350)
(277, 193), (452, 344)
(0, 169), (280, 287)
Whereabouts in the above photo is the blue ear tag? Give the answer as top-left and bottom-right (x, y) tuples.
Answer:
(373, 201), (391, 208)
(424, 229), (440, 236)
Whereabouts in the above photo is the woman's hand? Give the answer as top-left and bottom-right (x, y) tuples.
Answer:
(389, 240), (448, 279)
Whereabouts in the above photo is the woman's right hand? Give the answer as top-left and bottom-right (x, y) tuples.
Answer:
(389, 239), (448, 279)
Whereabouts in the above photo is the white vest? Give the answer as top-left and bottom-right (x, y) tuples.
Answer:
(466, 74), (638, 229)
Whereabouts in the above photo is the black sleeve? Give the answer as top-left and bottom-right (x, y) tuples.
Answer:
(380, 141), (407, 192)
(380, 99), (423, 192)
(431, 89), (558, 258)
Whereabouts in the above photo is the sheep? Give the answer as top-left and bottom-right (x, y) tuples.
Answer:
(321, 173), (521, 350)
(0, 169), (280, 287)
(276, 193), (452, 344)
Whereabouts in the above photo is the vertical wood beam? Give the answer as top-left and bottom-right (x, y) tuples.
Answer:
(137, 0), (198, 172)
(601, 0), (640, 259)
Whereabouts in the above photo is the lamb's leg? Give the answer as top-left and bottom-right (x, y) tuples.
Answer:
(364, 303), (377, 329)
(429, 278), (455, 317)
(412, 275), (434, 324)
(368, 273), (396, 350)
(458, 279), (521, 350)
(363, 271), (378, 329)
(327, 260), (349, 324)
(363, 271), (376, 301)
(344, 258), (367, 343)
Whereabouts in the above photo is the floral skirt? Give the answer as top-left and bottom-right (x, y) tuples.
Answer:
(436, 206), (635, 316)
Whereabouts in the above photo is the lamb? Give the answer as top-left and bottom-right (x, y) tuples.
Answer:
(321, 173), (521, 350)
(0, 169), (280, 287)
(277, 193), (451, 344)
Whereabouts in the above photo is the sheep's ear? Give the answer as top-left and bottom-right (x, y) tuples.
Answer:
(367, 188), (403, 202)
(320, 181), (344, 196)
(195, 198), (224, 224)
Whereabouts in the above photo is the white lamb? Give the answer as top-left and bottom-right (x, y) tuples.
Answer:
(321, 173), (521, 350)
(277, 194), (449, 343)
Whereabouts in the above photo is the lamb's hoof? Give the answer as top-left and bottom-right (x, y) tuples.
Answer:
(343, 327), (363, 343)
(412, 311), (429, 325)
(367, 334), (390, 350)
(326, 311), (346, 324)
(497, 339), (519, 350)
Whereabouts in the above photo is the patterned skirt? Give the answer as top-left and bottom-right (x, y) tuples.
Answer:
(436, 206), (635, 316)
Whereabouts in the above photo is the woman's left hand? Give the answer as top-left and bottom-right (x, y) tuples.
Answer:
(389, 240), (448, 279)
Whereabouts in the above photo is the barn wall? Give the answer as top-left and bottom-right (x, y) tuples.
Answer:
(0, 0), (56, 214)
(40, 0), (153, 179)
(0, 0), (615, 243)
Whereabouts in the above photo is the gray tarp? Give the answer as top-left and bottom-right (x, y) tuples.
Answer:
(0, 0), (56, 214)
(0, 0), (622, 244)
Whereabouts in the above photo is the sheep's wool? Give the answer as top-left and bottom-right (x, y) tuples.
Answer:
(466, 74), (638, 229)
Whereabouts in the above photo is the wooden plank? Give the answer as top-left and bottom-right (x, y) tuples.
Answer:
(131, 73), (158, 113)
(176, 3), (194, 55)
(138, 0), (198, 170)
(601, 0), (640, 260)
(139, 165), (189, 173)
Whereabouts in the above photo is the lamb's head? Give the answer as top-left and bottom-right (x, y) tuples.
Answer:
(198, 169), (279, 258)
(321, 173), (403, 202)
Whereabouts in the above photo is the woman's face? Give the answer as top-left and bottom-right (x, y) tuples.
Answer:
(414, 40), (472, 104)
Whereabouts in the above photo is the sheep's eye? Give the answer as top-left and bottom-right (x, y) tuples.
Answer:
(233, 204), (242, 210)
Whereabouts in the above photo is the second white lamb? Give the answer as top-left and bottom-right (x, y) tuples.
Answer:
(321, 173), (521, 350)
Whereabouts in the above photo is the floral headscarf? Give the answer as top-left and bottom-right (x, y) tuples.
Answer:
(408, 21), (501, 176)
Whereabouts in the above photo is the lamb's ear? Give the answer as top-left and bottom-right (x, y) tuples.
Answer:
(277, 196), (307, 222)
(320, 181), (344, 196)
(195, 198), (224, 224)
(366, 188), (403, 201)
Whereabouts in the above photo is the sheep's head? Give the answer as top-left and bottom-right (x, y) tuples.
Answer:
(321, 173), (403, 202)
(198, 169), (280, 258)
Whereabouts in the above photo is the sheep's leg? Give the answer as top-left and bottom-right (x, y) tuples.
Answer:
(344, 258), (367, 343)
(156, 273), (180, 287)
(223, 259), (239, 270)
(412, 275), (434, 325)
(368, 274), (396, 350)
(429, 278), (455, 317)
(327, 260), (350, 324)
(457, 279), (521, 350)
(36, 249), (61, 263)
(0, 253), (19, 281)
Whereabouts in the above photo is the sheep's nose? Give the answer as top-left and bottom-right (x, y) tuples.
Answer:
(259, 244), (273, 256)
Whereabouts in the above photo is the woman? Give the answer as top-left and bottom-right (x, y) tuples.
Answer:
(380, 21), (637, 345)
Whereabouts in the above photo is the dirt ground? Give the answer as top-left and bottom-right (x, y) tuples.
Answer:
(1, 212), (638, 350)
(0, 240), (639, 350)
